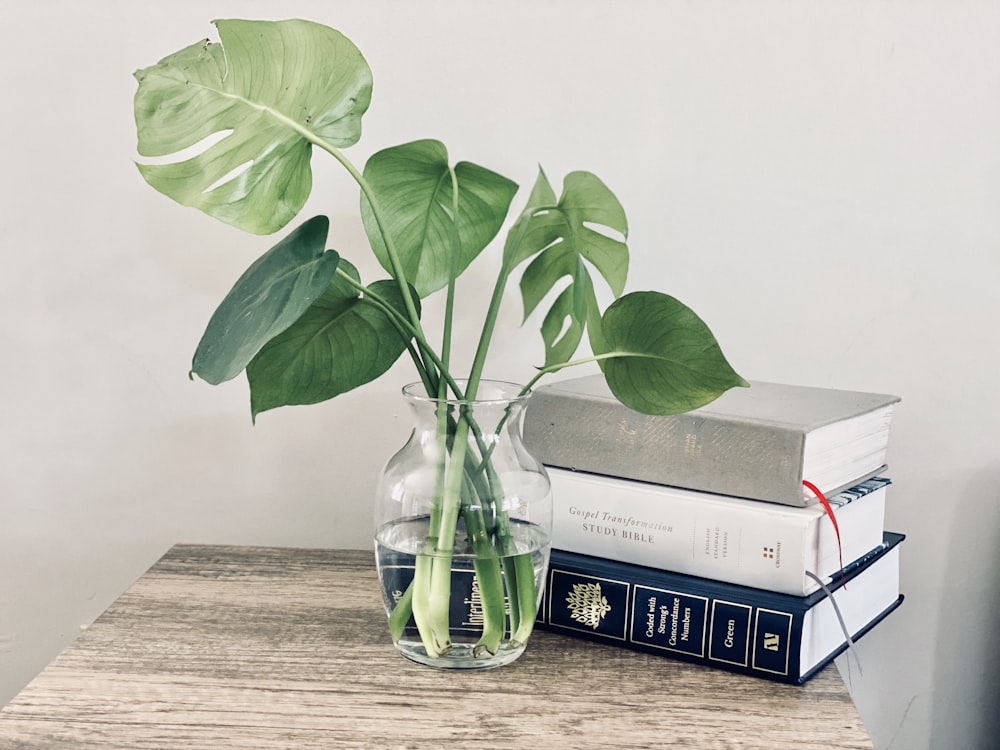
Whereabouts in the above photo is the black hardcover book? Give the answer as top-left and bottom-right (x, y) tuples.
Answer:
(537, 531), (905, 684)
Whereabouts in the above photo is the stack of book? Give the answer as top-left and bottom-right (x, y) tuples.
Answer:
(524, 374), (904, 685)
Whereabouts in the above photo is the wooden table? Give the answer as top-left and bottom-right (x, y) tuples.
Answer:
(0, 546), (874, 749)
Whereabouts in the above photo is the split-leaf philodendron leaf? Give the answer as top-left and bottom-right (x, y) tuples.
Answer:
(191, 215), (339, 385)
(360, 140), (518, 297)
(246, 260), (419, 418)
(597, 291), (749, 415)
(133, 19), (372, 235)
(511, 169), (629, 367)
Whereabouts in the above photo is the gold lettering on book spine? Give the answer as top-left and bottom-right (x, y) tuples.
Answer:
(566, 582), (612, 630)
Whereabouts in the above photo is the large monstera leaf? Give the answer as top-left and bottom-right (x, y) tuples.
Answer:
(246, 260), (418, 418)
(134, 19), (372, 235)
(360, 140), (518, 297)
(511, 169), (629, 367)
(596, 291), (748, 415)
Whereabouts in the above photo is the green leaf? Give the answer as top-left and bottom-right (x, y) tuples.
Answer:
(191, 216), (338, 385)
(134, 19), (372, 234)
(515, 170), (629, 367)
(360, 140), (518, 297)
(502, 168), (561, 270)
(597, 291), (748, 415)
(533, 252), (603, 366)
(246, 261), (418, 418)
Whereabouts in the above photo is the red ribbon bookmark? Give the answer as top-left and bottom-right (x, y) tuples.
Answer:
(802, 480), (846, 588)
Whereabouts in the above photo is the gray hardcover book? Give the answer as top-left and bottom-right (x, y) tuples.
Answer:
(523, 375), (900, 507)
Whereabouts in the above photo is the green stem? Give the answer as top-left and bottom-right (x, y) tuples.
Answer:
(440, 166), (512, 652)
(453, 401), (536, 639)
(422, 389), (451, 658)
(430, 165), (459, 564)
(520, 351), (624, 394)
(509, 554), (539, 646)
(459, 474), (506, 656)
(465, 202), (559, 392)
(310, 141), (423, 339)
(441, 167), (460, 373)
(420, 415), (472, 653)
(411, 550), (443, 654)
(471, 418), (527, 637)
(387, 583), (414, 643)
(465, 268), (511, 399)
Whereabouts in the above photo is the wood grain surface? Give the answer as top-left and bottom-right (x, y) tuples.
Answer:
(0, 545), (874, 749)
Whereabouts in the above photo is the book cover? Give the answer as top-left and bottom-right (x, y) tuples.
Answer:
(537, 532), (905, 685)
(523, 374), (900, 506)
(549, 467), (890, 595)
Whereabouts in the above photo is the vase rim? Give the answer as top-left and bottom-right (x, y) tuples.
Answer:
(401, 379), (531, 406)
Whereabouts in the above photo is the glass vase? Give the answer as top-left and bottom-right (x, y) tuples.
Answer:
(374, 380), (553, 669)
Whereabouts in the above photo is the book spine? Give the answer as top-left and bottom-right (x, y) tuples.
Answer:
(524, 391), (809, 505)
(537, 551), (808, 684)
(548, 468), (889, 595)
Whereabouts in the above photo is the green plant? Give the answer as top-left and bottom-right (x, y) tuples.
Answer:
(133, 18), (747, 661)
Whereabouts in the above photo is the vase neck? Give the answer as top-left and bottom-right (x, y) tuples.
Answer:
(403, 381), (529, 439)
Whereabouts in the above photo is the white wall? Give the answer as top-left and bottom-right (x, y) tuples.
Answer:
(2, 2), (997, 747)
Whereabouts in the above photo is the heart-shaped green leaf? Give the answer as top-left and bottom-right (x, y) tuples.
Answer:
(191, 215), (338, 385)
(514, 170), (629, 366)
(246, 261), (418, 418)
(134, 19), (372, 235)
(360, 140), (518, 297)
(597, 291), (748, 415)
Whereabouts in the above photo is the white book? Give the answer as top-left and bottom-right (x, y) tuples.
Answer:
(548, 468), (890, 595)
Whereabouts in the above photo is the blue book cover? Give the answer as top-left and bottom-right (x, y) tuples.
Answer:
(537, 531), (905, 684)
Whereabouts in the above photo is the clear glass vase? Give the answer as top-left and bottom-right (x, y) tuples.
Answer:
(374, 380), (553, 669)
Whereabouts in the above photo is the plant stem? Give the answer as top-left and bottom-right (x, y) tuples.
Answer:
(387, 583), (414, 643)
(422, 414), (471, 653)
(465, 201), (557, 391)
(307, 140), (424, 338)
(422, 365), (450, 657)
(411, 550), (443, 654)
(444, 168), (507, 654)
(469, 417), (535, 641)
(459, 473), (506, 656)
(465, 268), (511, 397)
(441, 167), (460, 374)
(520, 351), (625, 394)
